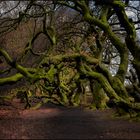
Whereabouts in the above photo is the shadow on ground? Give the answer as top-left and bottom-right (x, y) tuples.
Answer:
(0, 103), (140, 139)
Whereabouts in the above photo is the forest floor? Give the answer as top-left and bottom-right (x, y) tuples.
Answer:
(0, 99), (140, 139)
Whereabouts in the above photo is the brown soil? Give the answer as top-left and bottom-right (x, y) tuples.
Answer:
(0, 99), (140, 139)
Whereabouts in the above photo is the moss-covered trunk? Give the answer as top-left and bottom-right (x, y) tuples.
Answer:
(89, 80), (109, 109)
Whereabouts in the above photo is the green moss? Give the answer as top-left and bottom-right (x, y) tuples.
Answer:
(52, 36), (56, 45)
(30, 98), (49, 110)
(46, 65), (57, 83)
(112, 77), (129, 99)
(113, 108), (131, 119)
(72, 92), (81, 105)
(0, 95), (13, 102)
(89, 104), (97, 110)
(91, 82), (109, 109)
(0, 73), (23, 85)
(60, 91), (69, 104)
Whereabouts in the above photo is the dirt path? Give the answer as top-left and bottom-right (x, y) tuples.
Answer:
(0, 103), (140, 139)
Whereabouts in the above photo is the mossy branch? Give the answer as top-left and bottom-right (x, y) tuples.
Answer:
(75, 2), (128, 83)
(41, 53), (99, 66)
(0, 73), (23, 85)
(81, 64), (140, 111)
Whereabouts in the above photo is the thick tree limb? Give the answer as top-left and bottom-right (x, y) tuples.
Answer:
(0, 73), (23, 85)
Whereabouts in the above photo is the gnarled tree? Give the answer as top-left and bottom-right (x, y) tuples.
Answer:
(0, 0), (140, 116)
